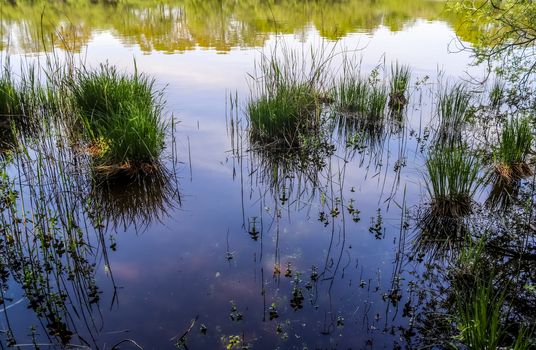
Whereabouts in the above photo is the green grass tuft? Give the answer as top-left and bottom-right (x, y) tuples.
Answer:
(333, 75), (369, 114)
(437, 83), (471, 146)
(0, 71), (23, 118)
(492, 116), (534, 181)
(425, 146), (482, 218)
(248, 83), (320, 146)
(388, 62), (411, 111)
(71, 63), (166, 174)
(247, 46), (331, 147)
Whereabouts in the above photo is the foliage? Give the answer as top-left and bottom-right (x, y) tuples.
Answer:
(448, 0), (536, 106)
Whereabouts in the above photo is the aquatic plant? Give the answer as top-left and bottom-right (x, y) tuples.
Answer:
(332, 63), (387, 120)
(369, 84), (388, 120)
(436, 83), (472, 146)
(246, 45), (333, 147)
(332, 64), (388, 150)
(454, 279), (504, 349)
(491, 116), (534, 181)
(424, 146), (482, 220)
(451, 271), (534, 349)
(0, 70), (23, 117)
(388, 62), (411, 111)
(71, 63), (166, 175)
(333, 74), (369, 115)
(248, 82), (320, 146)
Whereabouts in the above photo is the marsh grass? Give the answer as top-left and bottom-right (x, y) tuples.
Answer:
(454, 279), (504, 349)
(0, 66), (42, 137)
(436, 83), (472, 146)
(420, 147), (482, 237)
(333, 74), (369, 115)
(388, 62), (410, 111)
(332, 64), (388, 149)
(491, 116), (534, 181)
(332, 63), (388, 120)
(248, 82), (320, 146)
(0, 70), (24, 117)
(71, 63), (166, 175)
(247, 45), (334, 148)
(451, 273), (534, 349)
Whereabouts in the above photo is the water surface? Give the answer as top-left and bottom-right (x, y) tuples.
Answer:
(0, 1), (489, 349)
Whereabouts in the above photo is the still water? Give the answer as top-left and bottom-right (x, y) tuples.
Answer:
(0, 1), (487, 349)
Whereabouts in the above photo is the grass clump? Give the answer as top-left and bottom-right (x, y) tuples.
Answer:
(388, 62), (410, 111)
(332, 63), (387, 120)
(436, 83), (472, 146)
(491, 116), (534, 181)
(247, 46), (332, 148)
(0, 71), (23, 118)
(333, 75), (369, 115)
(424, 146), (482, 220)
(71, 63), (166, 175)
(248, 83), (320, 146)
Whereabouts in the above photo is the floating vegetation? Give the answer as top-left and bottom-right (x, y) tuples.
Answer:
(388, 62), (411, 111)
(436, 83), (472, 146)
(71, 63), (167, 176)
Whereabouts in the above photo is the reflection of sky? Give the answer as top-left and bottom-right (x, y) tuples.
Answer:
(1, 20), (485, 348)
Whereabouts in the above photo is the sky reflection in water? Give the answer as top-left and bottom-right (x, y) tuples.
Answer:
(0, 3), (488, 349)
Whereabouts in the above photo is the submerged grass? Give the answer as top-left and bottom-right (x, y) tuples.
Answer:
(71, 63), (166, 175)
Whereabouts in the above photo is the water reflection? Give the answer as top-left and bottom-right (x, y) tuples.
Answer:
(1, 0), (451, 54)
(0, 141), (118, 347)
(89, 162), (181, 232)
